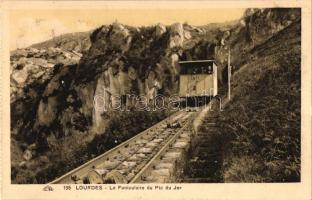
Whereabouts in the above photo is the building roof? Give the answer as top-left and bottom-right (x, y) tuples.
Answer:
(178, 59), (215, 64)
(179, 60), (217, 68)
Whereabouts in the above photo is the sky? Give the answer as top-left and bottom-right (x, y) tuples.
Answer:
(9, 8), (245, 50)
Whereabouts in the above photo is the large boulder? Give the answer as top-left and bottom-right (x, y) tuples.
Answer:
(37, 96), (58, 126)
(76, 82), (96, 118)
(92, 60), (134, 131)
(110, 22), (132, 52)
(155, 23), (167, 38)
(184, 30), (192, 40)
(168, 23), (184, 48)
(23, 149), (32, 161)
(11, 68), (29, 84)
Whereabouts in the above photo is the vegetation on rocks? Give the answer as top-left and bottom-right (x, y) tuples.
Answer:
(190, 9), (301, 183)
(12, 110), (167, 183)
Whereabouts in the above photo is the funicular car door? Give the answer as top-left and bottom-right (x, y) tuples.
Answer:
(186, 65), (202, 96)
(188, 74), (199, 96)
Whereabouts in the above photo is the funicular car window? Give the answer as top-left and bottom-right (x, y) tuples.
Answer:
(180, 62), (214, 75)
(202, 66), (208, 74)
(203, 64), (213, 74)
(186, 66), (202, 74)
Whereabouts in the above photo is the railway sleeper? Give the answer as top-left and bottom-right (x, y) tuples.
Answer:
(49, 111), (194, 184)
(135, 137), (192, 183)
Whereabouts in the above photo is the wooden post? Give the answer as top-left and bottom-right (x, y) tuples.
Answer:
(228, 48), (231, 100)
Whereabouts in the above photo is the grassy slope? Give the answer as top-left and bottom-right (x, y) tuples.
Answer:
(219, 20), (301, 182)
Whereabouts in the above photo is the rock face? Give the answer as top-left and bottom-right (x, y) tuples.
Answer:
(243, 8), (300, 46)
(78, 22), (195, 130)
(155, 23), (167, 38)
(10, 46), (84, 147)
(210, 8), (301, 83)
(10, 47), (82, 102)
(168, 23), (184, 48)
(10, 8), (301, 156)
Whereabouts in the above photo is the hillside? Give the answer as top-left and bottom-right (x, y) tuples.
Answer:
(30, 31), (91, 53)
(183, 8), (301, 183)
(219, 19), (301, 182)
(10, 8), (301, 183)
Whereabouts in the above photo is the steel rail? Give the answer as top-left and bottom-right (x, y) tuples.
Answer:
(129, 114), (194, 183)
(50, 111), (182, 184)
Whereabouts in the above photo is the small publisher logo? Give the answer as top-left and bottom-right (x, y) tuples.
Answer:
(43, 185), (54, 191)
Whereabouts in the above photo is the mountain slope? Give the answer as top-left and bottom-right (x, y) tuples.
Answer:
(218, 19), (301, 182)
(30, 31), (91, 53)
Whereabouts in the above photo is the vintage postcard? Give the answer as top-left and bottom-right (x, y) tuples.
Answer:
(0, 0), (311, 200)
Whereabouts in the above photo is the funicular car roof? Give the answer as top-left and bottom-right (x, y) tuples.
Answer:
(178, 60), (216, 65)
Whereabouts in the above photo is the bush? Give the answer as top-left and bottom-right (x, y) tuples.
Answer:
(13, 110), (168, 184)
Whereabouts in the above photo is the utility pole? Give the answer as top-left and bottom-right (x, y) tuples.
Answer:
(228, 48), (231, 100)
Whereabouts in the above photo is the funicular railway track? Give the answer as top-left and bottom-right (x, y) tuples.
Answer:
(50, 110), (199, 184)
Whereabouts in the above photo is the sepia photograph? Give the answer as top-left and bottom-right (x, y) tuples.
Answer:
(1, 1), (311, 200)
(9, 7), (302, 184)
